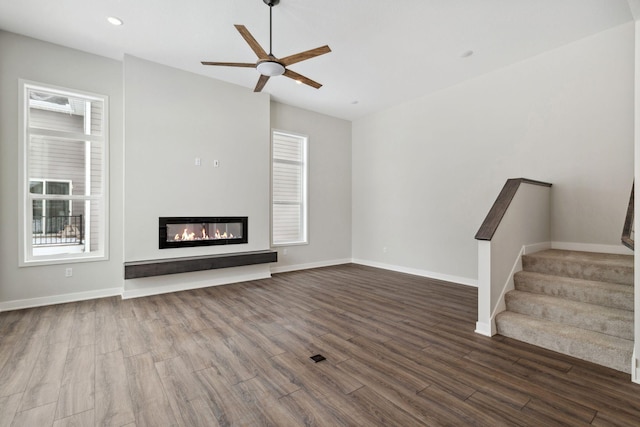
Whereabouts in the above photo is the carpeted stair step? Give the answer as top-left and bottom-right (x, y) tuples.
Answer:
(522, 249), (633, 285)
(504, 290), (633, 340)
(495, 311), (633, 373)
(514, 270), (634, 311)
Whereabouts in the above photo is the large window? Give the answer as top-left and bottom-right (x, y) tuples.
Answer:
(272, 131), (308, 246)
(20, 81), (108, 264)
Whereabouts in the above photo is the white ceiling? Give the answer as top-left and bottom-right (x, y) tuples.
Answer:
(0, 1), (635, 121)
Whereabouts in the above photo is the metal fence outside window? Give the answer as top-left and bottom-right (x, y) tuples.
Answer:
(32, 215), (83, 246)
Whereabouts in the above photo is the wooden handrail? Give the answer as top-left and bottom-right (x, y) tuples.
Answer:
(475, 178), (552, 241)
(621, 182), (634, 251)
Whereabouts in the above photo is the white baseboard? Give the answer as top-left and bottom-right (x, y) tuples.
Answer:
(121, 270), (271, 299)
(351, 258), (478, 287)
(270, 258), (351, 274)
(551, 241), (633, 255)
(0, 287), (123, 312)
(524, 241), (552, 254)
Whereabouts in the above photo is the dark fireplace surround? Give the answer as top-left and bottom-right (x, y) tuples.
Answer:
(159, 216), (248, 249)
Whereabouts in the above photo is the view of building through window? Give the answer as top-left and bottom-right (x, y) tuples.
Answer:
(22, 83), (108, 263)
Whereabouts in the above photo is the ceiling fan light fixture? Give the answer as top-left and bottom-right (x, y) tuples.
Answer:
(257, 60), (285, 76)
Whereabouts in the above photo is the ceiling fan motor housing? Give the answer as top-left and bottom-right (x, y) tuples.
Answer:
(263, 0), (280, 6)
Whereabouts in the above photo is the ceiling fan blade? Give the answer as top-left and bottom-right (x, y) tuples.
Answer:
(254, 75), (270, 92)
(234, 25), (269, 60)
(201, 61), (256, 68)
(280, 45), (331, 67)
(283, 69), (322, 89)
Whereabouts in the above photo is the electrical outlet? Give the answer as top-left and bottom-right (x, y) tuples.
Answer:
(383, 247), (388, 253)
(65, 268), (73, 277)
(213, 159), (220, 168)
(283, 248), (288, 255)
(195, 157), (201, 166)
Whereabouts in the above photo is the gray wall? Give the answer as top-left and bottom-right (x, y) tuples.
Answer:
(0, 22), (634, 310)
(0, 31), (124, 304)
(352, 22), (634, 284)
(270, 102), (352, 271)
(0, 31), (351, 307)
(122, 55), (272, 295)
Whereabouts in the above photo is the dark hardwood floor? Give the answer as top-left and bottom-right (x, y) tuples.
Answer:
(0, 264), (639, 426)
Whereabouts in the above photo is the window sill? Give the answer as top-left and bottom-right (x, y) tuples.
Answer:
(20, 253), (108, 267)
(272, 241), (309, 248)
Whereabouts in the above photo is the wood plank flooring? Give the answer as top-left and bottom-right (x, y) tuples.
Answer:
(1, 264), (639, 426)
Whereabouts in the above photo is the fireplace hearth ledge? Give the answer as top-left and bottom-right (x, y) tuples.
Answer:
(124, 250), (277, 279)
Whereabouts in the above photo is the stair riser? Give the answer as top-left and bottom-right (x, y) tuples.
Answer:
(505, 292), (634, 340)
(522, 257), (633, 286)
(496, 315), (631, 374)
(514, 272), (634, 311)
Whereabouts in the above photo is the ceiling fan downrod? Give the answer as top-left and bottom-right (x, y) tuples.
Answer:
(264, 0), (280, 56)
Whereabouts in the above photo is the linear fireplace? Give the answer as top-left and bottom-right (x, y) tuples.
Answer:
(159, 217), (248, 249)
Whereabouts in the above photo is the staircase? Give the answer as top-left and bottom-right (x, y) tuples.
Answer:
(495, 249), (634, 373)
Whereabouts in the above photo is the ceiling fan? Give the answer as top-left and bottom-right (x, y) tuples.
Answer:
(201, 0), (331, 92)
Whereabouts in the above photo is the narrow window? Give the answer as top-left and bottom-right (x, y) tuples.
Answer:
(20, 82), (108, 264)
(272, 131), (308, 246)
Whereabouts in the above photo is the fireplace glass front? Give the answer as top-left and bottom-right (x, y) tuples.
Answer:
(159, 217), (248, 249)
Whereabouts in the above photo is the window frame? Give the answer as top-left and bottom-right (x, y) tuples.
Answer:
(19, 80), (109, 266)
(271, 129), (309, 247)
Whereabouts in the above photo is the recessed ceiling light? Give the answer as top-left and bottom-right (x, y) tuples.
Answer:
(460, 50), (474, 58)
(107, 16), (123, 26)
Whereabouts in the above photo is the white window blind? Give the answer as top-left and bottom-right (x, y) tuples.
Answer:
(272, 131), (308, 245)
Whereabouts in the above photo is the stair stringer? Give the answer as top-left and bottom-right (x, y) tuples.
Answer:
(633, 348), (638, 384)
(481, 242), (552, 337)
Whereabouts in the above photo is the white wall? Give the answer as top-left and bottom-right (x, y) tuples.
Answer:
(0, 31), (124, 306)
(123, 55), (272, 295)
(632, 19), (639, 385)
(352, 23), (634, 284)
(270, 102), (352, 272)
